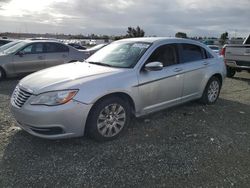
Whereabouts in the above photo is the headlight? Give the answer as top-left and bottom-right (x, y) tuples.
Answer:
(30, 90), (78, 106)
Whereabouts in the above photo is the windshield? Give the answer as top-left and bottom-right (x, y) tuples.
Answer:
(87, 42), (151, 68)
(3, 41), (28, 54)
(0, 41), (21, 52)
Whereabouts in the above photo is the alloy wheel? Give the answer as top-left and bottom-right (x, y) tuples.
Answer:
(207, 80), (220, 103)
(97, 103), (126, 137)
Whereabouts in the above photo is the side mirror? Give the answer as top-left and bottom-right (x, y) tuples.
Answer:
(144, 61), (163, 71)
(17, 51), (25, 57)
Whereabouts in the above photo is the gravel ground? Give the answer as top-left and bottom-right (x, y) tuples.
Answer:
(0, 72), (250, 188)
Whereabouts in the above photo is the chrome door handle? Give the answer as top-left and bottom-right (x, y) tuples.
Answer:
(203, 62), (209, 65)
(173, 68), (183, 72)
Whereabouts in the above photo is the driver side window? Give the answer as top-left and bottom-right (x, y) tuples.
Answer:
(147, 44), (178, 67)
(22, 45), (33, 54)
(21, 43), (45, 54)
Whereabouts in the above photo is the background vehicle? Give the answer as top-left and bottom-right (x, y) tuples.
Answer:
(0, 39), (12, 47)
(11, 38), (226, 141)
(0, 40), (87, 79)
(207, 45), (220, 55)
(67, 43), (87, 50)
(0, 40), (21, 52)
(80, 43), (108, 58)
(88, 39), (97, 45)
(221, 35), (250, 77)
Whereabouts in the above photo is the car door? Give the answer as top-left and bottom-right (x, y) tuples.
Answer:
(12, 42), (46, 74)
(44, 42), (69, 68)
(178, 43), (210, 102)
(137, 44), (184, 114)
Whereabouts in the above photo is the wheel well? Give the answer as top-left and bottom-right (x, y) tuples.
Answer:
(93, 92), (136, 114)
(84, 92), (136, 136)
(211, 73), (222, 84)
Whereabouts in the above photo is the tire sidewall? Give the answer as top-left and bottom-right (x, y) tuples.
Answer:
(202, 77), (221, 105)
(86, 96), (131, 141)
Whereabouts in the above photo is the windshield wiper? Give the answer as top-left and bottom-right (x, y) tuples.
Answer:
(87, 61), (112, 67)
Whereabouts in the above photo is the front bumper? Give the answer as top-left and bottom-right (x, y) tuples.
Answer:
(11, 99), (92, 139)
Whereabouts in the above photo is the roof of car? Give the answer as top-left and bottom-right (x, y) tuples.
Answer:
(117, 37), (201, 44)
(23, 40), (63, 43)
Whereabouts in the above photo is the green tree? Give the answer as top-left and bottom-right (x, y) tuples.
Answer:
(220, 32), (229, 45)
(126, 26), (145, 38)
(175, 32), (187, 38)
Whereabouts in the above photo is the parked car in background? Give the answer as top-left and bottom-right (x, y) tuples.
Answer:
(207, 45), (220, 55)
(11, 37), (226, 141)
(221, 35), (250, 77)
(67, 43), (87, 50)
(0, 40), (22, 52)
(28, 38), (58, 41)
(88, 39), (97, 45)
(80, 43), (108, 58)
(0, 39), (12, 47)
(0, 40), (86, 79)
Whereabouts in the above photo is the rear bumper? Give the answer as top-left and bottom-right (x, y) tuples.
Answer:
(225, 60), (250, 70)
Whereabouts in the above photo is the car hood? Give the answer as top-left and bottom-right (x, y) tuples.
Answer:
(19, 62), (123, 94)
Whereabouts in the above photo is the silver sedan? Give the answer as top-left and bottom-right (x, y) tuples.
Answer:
(11, 37), (226, 141)
(0, 40), (87, 80)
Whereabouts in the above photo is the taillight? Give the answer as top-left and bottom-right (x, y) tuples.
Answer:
(220, 47), (226, 57)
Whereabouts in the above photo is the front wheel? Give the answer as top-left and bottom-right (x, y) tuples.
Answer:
(86, 97), (131, 141)
(200, 77), (221, 105)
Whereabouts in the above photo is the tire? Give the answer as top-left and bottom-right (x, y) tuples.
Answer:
(200, 76), (221, 105)
(226, 67), (236, 78)
(86, 96), (131, 141)
(0, 67), (6, 80)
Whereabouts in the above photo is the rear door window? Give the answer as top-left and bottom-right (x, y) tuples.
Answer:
(180, 44), (206, 63)
(45, 43), (69, 53)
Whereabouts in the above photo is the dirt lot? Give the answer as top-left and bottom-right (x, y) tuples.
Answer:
(0, 72), (250, 187)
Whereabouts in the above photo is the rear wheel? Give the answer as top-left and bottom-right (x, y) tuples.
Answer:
(0, 68), (6, 80)
(86, 96), (131, 141)
(200, 77), (221, 105)
(226, 67), (236, 78)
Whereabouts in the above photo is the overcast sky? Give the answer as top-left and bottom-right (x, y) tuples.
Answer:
(0, 0), (249, 37)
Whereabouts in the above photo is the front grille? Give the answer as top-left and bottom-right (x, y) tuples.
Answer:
(236, 61), (250, 67)
(12, 86), (32, 108)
